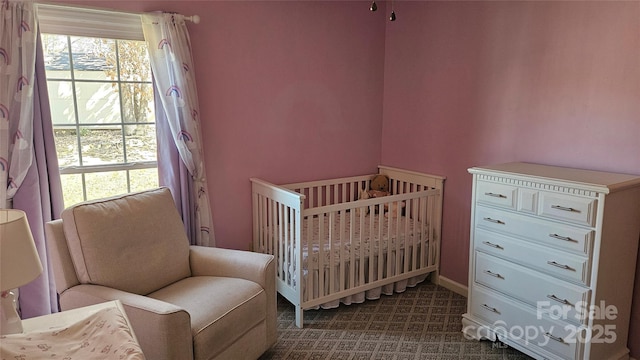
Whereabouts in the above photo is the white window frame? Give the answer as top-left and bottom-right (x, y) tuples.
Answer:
(38, 4), (158, 204)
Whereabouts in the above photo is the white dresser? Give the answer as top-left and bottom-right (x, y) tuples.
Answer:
(462, 162), (640, 360)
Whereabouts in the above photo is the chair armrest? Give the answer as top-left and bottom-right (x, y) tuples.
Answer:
(189, 246), (275, 289)
(45, 219), (80, 293)
(190, 247), (278, 346)
(59, 285), (192, 360)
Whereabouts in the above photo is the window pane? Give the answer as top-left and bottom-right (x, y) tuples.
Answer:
(75, 82), (121, 124)
(71, 37), (115, 80)
(44, 32), (158, 207)
(121, 83), (154, 123)
(118, 40), (152, 82)
(42, 34), (71, 79)
(79, 127), (124, 165)
(47, 80), (76, 125)
(54, 128), (80, 167)
(85, 171), (128, 200)
(129, 168), (159, 192)
(125, 125), (157, 162)
(60, 173), (84, 207)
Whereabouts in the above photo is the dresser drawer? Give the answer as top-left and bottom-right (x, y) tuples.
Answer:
(539, 192), (597, 227)
(474, 251), (590, 325)
(474, 227), (591, 285)
(470, 286), (583, 360)
(476, 181), (518, 209)
(475, 206), (594, 256)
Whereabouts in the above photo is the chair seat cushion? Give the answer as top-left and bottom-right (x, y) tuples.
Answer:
(148, 276), (266, 359)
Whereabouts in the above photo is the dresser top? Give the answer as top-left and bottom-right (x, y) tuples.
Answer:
(469, 162), (640, 193)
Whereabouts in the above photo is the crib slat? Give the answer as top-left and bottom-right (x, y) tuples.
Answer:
(271, 199), (278, 261)
(339, 210), (346, 292)
(328, 211), (336, 296)
(358, 207), (366, 292)
(265, 198), (271, 255)
(349, 210), (356, 290)
(413, 194), (420, 270)
(305, 214), (313, 302)
(253, 193), (264, 252)
(389, 201), (396, 278)
(422, 194), (429, 267)
(252, 192), (258, 252)
(367, 204), (374, 283)
(418, 195), (423, 270)
(428, 194), (436, 267)
(394, 200), (402, 276)
(405, 197), (413, 273)
(309, 187), (315, 209)
(318, 213), (326, 297)
(284, 206), (291, 285)
(263, 198), (270, 262)
(261, 196), (267, 255)
(413, 197), (417, 272)
(376, 208), (384, 282)
(278, 203), (284, 266)
(281, 204), (287, 285)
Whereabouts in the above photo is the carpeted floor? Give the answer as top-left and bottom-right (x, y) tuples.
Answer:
(259, 282), (534, 359)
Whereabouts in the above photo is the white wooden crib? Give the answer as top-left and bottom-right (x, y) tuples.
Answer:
(251, 166), (445, 327)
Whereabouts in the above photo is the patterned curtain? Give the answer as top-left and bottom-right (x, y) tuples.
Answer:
(12, 30), (64, 317)
(0, 1), (37, 208)
(141, 13), (215, 247)
(1, 2), (62, 317)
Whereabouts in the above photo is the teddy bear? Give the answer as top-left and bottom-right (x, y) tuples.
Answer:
(368, 174), (390, 198)
(356, 174), (393, 216)
(368, 174), (406, 217)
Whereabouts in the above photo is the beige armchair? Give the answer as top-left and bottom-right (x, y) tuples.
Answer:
(45, 187), (277, 360)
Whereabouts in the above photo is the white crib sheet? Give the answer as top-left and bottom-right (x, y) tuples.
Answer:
(297, 213), (429, 268)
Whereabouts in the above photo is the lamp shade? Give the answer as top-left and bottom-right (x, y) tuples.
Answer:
(0, 210), (43, 292)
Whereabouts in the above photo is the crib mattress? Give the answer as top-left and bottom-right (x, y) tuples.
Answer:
(289, 214), (429, 268)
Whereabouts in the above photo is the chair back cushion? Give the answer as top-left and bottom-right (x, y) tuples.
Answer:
(61, 187), (191, 295)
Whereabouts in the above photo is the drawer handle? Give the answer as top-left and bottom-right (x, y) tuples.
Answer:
(482, 304), (499, 313)
(482, 241), (504, 250)
(483, 217), (505, 225)
(483, 270), (504, 279)
(549, 233), (577, 243)
(551, 205), (581, 213)
(547, 261), (574, 271)
(547, 294), (571, 305)
(544, 332), (566, 344)
(484, 192), (507, 199)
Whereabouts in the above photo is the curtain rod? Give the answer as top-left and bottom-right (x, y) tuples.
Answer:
(36, 3), (201, 24)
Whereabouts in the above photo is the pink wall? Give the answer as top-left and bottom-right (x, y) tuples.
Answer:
(192, 2), (386, 250)
(56, 0), (388, 250)
(381, 1), (640, 355)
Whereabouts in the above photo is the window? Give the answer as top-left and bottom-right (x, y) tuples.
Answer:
(39, 6), (158, 207)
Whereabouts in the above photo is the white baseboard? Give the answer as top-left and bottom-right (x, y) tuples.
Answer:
(437, 275), (468, 297)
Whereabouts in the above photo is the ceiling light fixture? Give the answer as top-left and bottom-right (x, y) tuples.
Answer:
(389, 1), (396, 21)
